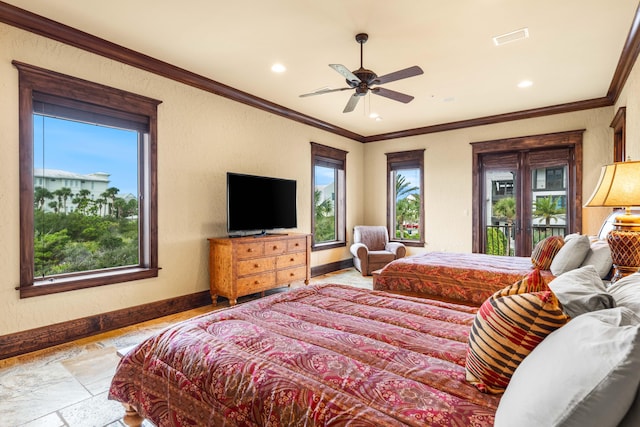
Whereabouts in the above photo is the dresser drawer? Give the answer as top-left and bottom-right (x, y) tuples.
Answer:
(237, 257), (275, 276)
(237, 272), (276, 295)
(236, 242), (264, 259)
(276, 252), (306, 269)
(287, 238), (307, 252)
(277, 266), (307, 284)
(265, 240), (287, 256)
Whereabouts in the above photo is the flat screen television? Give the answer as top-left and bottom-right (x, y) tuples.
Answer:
(227, 172), (297, 235)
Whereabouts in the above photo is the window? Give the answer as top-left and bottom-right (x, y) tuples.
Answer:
(386, 149), (425, 247)
(311, 142), (347, 250)
(15, 61), (161, 298)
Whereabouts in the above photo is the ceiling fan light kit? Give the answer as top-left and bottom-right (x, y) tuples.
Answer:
(300, 33), (424, 113)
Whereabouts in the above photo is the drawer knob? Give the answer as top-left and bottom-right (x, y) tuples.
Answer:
(247, 248), (253, 252)
(273, 245), (278, 250)
(254, 264), (259, 268)
(290, 272), (295, 277)
(254, 280), (260, 284)
(290, 258), (295, 262)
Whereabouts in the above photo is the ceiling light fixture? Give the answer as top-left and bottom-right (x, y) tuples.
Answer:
(271, 63), (286, 73)
(518, 80), (533, 88)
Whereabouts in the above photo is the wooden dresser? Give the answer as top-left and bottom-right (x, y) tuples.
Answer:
(208, 233), (311, 305)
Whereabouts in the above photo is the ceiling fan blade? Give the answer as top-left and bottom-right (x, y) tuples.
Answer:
(329, 64), (361, 84)
(375, 65), (424, 85)
(343, 94), (361, 113)
(371, 87), (415, 103)
(299, 87), (352, 98)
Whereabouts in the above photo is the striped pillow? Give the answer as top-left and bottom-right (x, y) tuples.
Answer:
(531, 235), (565, 270)
(496, 268), (548, 297)
(465, 286), (569, 394)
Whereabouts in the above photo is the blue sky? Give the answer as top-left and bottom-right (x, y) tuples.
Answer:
(33, 115), (139, 195)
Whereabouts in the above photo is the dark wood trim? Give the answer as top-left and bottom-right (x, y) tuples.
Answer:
(0, 2), (362, 142)
(311, 259), (354, 277)
(0, 291), (212, 360)
(611, 107), (627, 162)
(608, 2), (640, 102)
(1, 1), (639, 143)
(364, 98), (610, 143)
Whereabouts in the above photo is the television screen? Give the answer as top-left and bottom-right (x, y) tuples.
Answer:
(227, 172), (297, 234)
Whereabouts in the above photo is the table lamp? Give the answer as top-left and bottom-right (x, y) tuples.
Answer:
(585, 160), (640, 282)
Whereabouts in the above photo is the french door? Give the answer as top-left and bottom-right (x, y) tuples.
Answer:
(472, 131), (583, 256)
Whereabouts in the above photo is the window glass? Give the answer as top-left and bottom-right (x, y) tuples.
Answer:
(33, 115), (140, 277)
(386, 149), (425, 246)
(311, 142), (347, 250)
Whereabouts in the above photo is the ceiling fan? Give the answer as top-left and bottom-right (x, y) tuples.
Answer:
(300, 33), (424, 113)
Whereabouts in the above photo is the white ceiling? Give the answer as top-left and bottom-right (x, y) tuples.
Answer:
(5, 0), (640, 137)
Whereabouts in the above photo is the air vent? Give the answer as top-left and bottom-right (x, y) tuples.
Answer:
(493, 28), (529, 46)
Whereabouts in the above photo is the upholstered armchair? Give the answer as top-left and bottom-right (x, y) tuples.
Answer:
(350, 225), (406, 276)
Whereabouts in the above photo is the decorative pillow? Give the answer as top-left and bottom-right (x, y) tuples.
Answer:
(465, 284), (569, 394)
(607, 273), (640, 317)
(495, 268), (548, 297)
(550, 234), (591, 276)
(531, 235), (564, 270)
(548, 265), (615, 317)
(579, 238), (613, 279)
(494, 307), (640, 427)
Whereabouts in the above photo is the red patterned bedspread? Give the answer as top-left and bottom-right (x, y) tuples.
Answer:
(109, 284), (498, 426)
(374, 252), (554, 306)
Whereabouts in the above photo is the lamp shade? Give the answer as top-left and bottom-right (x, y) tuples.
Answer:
(584, 161), (640, 208)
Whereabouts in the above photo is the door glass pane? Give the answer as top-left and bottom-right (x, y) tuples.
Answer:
(531, 166), (568, 246)
(484, 169), (516, 256)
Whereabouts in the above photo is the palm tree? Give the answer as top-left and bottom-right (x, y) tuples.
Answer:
(34, 186), (53, 210)
(54, 187), (73, 214)
(533, 196), (566, 226)
(493, 197), (516, 225)
(395, 174), (419, 238)
(101, 187), (120, 216)
(314, 189), (335, 242)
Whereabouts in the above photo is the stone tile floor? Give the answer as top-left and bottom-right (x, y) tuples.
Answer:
(0, 269), (372, 426)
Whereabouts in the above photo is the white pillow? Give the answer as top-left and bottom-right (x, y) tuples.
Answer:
(607, 273), (640, 316)
(550, 234), (591, 276)
(548, 265), (614, 317)
(494, 307), (640, 427)
(579, 238), (613, 279)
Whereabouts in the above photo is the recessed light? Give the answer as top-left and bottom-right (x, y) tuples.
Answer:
(518, 80), (533, 88)
(369, 112), (379, 119)
(271, 63), (286, 73)
(375, 116), (383, 122)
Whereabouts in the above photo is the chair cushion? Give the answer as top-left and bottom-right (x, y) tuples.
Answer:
(354, 226), (388, 251)
(367, 250), (397, 264)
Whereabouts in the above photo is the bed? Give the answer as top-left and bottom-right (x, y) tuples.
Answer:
(373, 252), (555, 306)
(108, 283), (499, 426)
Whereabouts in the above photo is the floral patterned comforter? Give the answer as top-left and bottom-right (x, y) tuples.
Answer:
(374, 252), (554, 306)
(108, 284), (498, 426)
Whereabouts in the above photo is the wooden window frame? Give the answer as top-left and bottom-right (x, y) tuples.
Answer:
(611, 107), (626, 162)
(15, 61), (162, 298)
(386, 149), (425, 247)
(310, 142), (347, 251)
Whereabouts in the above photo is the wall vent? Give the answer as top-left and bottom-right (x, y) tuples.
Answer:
(493, 28), (529, 46)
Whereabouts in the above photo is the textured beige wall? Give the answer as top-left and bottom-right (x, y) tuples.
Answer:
(0, 24), (363, 335)
(363, 108), (615, 256)
(0, 21), (634, 337)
